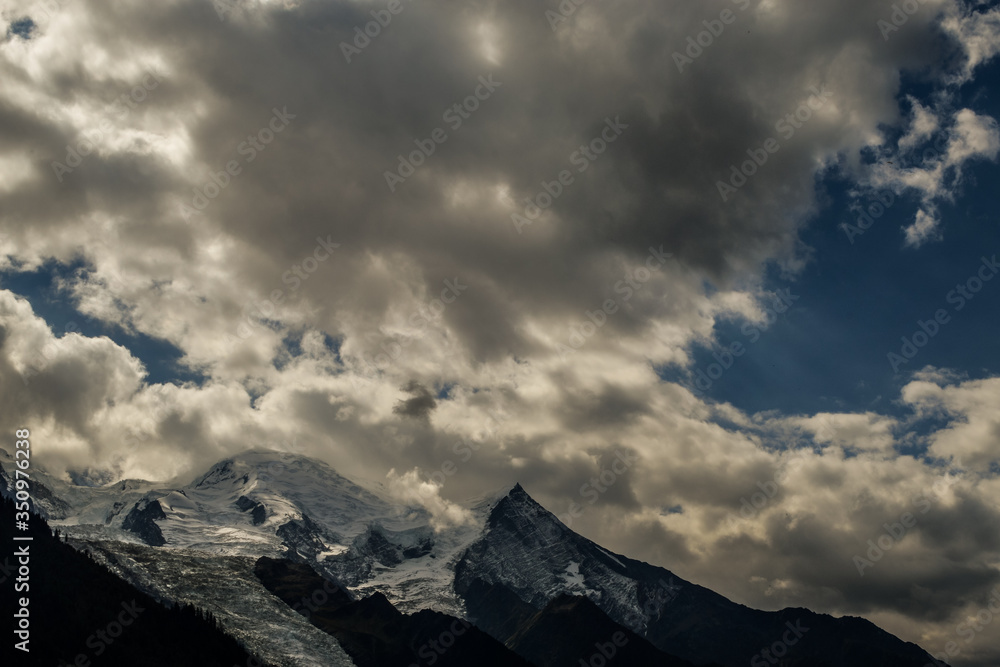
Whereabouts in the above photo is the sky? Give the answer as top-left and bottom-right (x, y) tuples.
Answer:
(1, 0), (1000, 664)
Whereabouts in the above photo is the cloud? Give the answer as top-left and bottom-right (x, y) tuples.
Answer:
(784, 412), (898, 453)
(902, 375), (1000, 472)
(383, 467), (474, 531)
(863, 107), (1000, 246)
(392, 380), (437, 421)
(1, 0), (1000, 663)
(898, 99), (940, 152)
(0, 289), (144, 436)
(941, 2), (1000, 83)
(904, 208), (942, 248)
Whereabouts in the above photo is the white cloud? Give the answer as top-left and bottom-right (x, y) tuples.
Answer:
(941, 2), (1000, 84)
(384, 468), (475, 531)
(904, 208), (942, 248)
(785, 412), (899, 453)
(898, 99), (940, 153)
(1, 1), (999, 662)
(864, 107), (1000, 245)
(902, 375), (1000, 471)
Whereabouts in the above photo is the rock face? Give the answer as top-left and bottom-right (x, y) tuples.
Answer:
(254, 556), (533, 667)
(322, 523), (436, 586)
(276, 513), (340, 560)
(235, 494), (267, 525)
(121, 497), (167, 546)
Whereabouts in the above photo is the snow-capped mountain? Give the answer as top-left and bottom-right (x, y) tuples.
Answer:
(455, 484), (939, 666)
(0, 448), (944, 667)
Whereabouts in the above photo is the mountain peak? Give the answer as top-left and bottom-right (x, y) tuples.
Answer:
(190, 448), (351, 489)
(484, 481), (566, 543)
(501, 482), (548, 511)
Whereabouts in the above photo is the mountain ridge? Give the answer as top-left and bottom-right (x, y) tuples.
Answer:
(0, 447), (947, 667)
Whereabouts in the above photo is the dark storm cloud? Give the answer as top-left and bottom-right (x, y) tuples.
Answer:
(2, 0), (960, 366)
(393, 380), (437, 420)
(552, 378), (651, 430)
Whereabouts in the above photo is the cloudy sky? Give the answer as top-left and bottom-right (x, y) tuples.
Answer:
(2, 0), (1000, 663)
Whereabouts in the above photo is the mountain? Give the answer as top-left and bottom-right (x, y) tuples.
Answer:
(254, 556), (534, 667)
(0, 496), (267, 666)
(0, 448), (947, 667)
(457, 483), (943, 667)
(506, 594), (707, 667)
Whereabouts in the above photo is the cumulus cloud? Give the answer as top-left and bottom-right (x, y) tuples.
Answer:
(904, 208), (942, 248)
(392, 380), (437, 421)
(384, 467), (474, 531)
(863, 107), (1000, 247)
(941, 2), (1000, 83)
(898, 99), (940, 152)
(784, 412), (899, 453)
(902, 375), (1000, 472)
(2, 0), (1000, 663)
